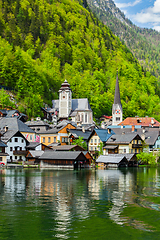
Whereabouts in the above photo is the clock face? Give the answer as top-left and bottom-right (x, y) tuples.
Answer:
(116, 109), (120, 114)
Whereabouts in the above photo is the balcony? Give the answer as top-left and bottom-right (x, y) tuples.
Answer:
(132, 144), (142, 148)
(13, 150), (28, 156)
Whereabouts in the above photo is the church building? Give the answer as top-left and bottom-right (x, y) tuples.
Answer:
(112, 73), (123, 125)
(52, 80), (93, 125)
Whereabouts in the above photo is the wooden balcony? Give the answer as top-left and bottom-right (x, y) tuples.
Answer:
(132, 144), (142, 148)
(13, 150), (28, 156)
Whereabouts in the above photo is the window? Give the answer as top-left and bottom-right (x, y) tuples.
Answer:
(10, 139), (12, 142)
(19, 156), (22, 160)
(15, 147), (18, 151)
(10, 147), (12, 151)
(0, 157), (2, 161)
(98, 139), (100, 143)
(10, 156), (12, 160)
(133, 140), (136, 144)
(91, 139), (93, 144)
(135, 149), (137, 153)
(15, 156), (17, 160)
(48, 137), (51, 143)
(131, 149), (133, 153)
(85, 114), (87, 123)
(37, 128), (40, 131)
(21, 139), (24, 143)
(30, 135), (32, 141)
(138, 140), (141, 144)
(91, 147), (93, 151)
(62, 137), (68, 143)
(15, 138), (18, 142)
(157, 145), (160, 148)
(95, 139), (97, 144)
(20, 147), (22, 151)
(116, 117), (120, 121)
(81, 114), (83, 122)
(43, 137), (45, 143)
(0, 148), (2, 152)
(54, 137), (56, 143)
(124, 149), (126, 153)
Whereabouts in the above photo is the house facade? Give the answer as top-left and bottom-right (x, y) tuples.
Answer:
(1, 130), (28, 162)
(104, 133), (143, 155)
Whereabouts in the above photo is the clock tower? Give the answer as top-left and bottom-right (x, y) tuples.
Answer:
(59, 80), (72, 119)
(112, 73), (123, 125)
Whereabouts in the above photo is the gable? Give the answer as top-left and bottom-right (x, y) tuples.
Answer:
(58, 123), (76, 133)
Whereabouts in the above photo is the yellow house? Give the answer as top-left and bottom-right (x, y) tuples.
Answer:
(39, 122), (76, 146)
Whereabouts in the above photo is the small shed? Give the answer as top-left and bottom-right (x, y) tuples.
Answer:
(39, 151), (88, 169)
(96, 155), (128, 168)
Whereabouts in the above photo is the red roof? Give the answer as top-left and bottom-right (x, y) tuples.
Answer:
(119, 117), (160, 127)
(101, 115), (112, 119)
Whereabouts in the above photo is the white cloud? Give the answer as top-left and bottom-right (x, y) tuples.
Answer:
(153, 25), (160, 31)
(133, 0), (160, 24)
(115, 0), (142, 8)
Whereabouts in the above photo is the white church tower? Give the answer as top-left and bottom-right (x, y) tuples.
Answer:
(112, 73), (123, 125)
(59, 80), (72, 119)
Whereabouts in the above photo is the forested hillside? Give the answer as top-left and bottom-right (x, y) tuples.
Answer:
(0, 0), (160, 120)
(87, 0), (160, 79)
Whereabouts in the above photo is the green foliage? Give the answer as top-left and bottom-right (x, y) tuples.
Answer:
(0, 89), (15, 108)
(137, 152), (157, 166)
(0, 0), (160, 120)
(72, 136), (87, 150)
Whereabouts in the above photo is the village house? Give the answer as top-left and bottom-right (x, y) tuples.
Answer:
(39, 120), (76, 146)
(1, 130), (28, 163)
(88, 128), (115, 155)
(0, 138), (9, 165)
(119, 116), (160, 128)
(25, 118), (51, 133)
(104, 132), (143, 154)
(0, 118), (37, 143)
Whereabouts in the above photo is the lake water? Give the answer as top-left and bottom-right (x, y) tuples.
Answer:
(1, 168), (160, 240)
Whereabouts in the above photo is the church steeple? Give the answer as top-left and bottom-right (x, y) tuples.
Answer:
(112, 72), (123, 125)
(114, 72), (121, 105)
(59, 79), (72, 119)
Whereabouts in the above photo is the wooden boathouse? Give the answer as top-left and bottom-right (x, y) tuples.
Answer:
(39, 151), (88, 169)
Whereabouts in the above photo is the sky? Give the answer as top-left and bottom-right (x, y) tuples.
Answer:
(114, 0), (160, 31)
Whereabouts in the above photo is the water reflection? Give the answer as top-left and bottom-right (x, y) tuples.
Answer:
(0, 168), (160, 239)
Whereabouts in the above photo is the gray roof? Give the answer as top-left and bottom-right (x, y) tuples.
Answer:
(52, 98), (92, 112)
(1, 130), (28, 143)
(40, 120), (76, 134)
(28, 150), (44, 158)
(103, 153), (136, 161)
(25, 120), (50, 127)
(68, 129), (92, 141)
(103, 145), (118, 149)
(51, 145), (85, 151)
(107, 133), (141, 144)
(26, 142), (41, 149)
(0, 118), (35, 133)
(39, 151), (85, 160)
(96, 155), (128, 164)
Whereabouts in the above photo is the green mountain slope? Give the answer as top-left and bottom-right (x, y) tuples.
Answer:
(87, 0), (160, 79)
(0, 0), (160, 120)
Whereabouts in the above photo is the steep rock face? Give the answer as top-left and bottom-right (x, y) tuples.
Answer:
(87, 0), (160, 78)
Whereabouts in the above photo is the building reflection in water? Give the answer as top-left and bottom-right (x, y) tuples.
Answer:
(1, 167), (160, 233)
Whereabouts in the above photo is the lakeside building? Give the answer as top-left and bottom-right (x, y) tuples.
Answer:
(52, 80), (93, 125)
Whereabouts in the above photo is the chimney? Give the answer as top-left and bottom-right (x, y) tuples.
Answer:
(132, 125), (135, 132)
(108, 128), (111, 134)
(4, 126), (8, 132)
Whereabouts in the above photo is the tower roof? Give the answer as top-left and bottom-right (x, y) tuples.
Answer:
(59, 79), (71, 92)
(114, 73), (121, 105)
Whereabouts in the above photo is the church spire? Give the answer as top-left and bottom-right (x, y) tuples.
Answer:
(114, 72), (121, 105)
(112, 72), (123, 125)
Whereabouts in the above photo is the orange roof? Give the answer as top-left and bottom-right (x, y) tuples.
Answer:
(119, 117), (160, 127)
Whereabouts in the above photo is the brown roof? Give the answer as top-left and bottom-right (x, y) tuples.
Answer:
(119, 117), (160, 127)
